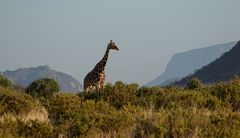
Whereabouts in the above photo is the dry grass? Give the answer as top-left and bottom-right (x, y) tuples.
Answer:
(0, 107), (49, 123)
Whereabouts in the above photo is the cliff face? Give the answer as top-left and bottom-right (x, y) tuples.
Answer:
(175, 41), (240, 85)
(147, 42), (236, 86)
(3, 65), (82, 92)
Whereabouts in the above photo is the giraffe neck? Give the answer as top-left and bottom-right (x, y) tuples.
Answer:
(101, 47), (110, 68)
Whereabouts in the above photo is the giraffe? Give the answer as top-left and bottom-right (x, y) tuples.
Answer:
(84, 40), (119, 92)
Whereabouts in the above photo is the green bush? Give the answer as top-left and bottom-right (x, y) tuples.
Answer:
(186, 78), (203, 90)
(211, 76), (240, 111)
(135, 86), (161, 108)
(45, 93), (88, 137)
(26, 78), (60, 98)
(82, 82), (139, 109)
(0, 75), (12, 89)
(102, 82), (138, 109)
(46, 93), (82, 124)
(46, 92), (137, 137)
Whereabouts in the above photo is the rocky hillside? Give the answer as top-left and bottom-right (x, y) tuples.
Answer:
(147, 41), (236, 86)
(175, 41), (240, 85)
(3, 65), (82, 92)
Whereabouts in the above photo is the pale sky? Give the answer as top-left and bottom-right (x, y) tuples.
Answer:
(0, 0), (240, 85)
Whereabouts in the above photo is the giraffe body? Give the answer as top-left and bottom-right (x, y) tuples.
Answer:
(84, 40), (119, 92)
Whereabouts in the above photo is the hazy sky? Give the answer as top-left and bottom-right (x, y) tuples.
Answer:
(0, 0), (240, 84)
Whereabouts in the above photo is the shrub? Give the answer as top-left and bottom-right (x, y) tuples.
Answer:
(135, 86), (161, 108)
(0, 75), (12, 89)
(26, 78), (60, 98)
(211, 76), (240, 111)
(102, 82), (138, 109)
(0, 119), (53, 138)
(82, 82), (139, 109)
(0, 87), (51, 137)
(80, 101), (136, 138)
(186, 78), (203, 90)
(0, 87), (40, 115)
(46, 93), (82, 124)
(46, 92), (138, 137)
(203, 111), (240, 137)
(45, 93), (92, 137)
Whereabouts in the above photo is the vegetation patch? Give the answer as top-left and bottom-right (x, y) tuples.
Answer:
(0, 87), (41, 115)
(0, 75), (12, 89)
(1, 77), (240, 137)
(26, 78), (60, 98)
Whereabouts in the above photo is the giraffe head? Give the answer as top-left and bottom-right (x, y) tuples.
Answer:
(108, 40), (119, 51)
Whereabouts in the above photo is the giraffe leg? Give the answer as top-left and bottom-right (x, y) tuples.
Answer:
(99, 73), (105, 91)
(97, 84), (101, 92)
(100, 84), (104, 90)
(85, 87), (89, 94)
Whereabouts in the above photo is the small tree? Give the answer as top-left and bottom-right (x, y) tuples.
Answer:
(0, 75), (12, 88)
(186, 78), (203, 90)
(26, 78), (60, 98)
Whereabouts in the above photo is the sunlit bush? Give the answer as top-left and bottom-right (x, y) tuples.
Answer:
(0, 119), (53, 138)
(211, 76), (240, 111)
(0, 87), (40, 115)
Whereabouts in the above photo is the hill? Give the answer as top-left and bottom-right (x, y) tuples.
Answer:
(175, 41), (240, 85)
(147, 42), (236, 86)
(3, 65), (82, 92)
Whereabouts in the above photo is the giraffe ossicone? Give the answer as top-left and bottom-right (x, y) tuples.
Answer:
(84, 40), (119, 92)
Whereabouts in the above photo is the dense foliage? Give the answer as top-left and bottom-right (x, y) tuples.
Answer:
(1, 77), (240, 137)
(186, 77), (203, 90)
(26, 78), (60, 98)
(0, 87), (39, 115)
(0, 75), (12, 89)
(0, 86), (51, 137)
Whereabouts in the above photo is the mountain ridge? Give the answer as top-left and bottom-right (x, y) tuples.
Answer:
(147, 41), (236, 86)
(175, 41), (240, 85)
(3, 65), (83, 92)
